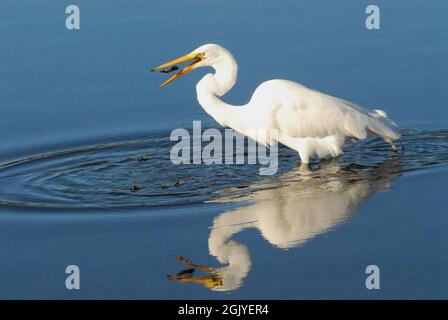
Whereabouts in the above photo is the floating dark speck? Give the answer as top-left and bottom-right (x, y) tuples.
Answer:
(175, 180), (184, 187)
(130, 185), (140, 192)
(160, 184), (170, 189)
(138, 156), (150, 161)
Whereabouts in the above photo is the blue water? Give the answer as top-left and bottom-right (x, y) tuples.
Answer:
(0, 0), (447, 298)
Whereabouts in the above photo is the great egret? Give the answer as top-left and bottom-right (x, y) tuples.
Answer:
(152, 44), (400, 164)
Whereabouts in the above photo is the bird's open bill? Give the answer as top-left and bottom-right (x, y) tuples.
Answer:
(151, 52), (204, 87)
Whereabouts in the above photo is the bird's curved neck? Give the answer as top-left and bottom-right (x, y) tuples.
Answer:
(196, 55), (238, 126)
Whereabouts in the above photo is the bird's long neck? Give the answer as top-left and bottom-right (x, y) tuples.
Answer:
(196, 54), (238, 127)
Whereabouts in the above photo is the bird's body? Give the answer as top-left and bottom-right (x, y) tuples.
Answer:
(153, 44), (400, 163)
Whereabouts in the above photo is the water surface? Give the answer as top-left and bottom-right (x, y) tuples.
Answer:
(0, 0), (447, 299)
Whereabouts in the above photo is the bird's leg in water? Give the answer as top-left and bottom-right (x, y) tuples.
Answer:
(396, 140), (405, 154)
(385, 137), (398, 151)
(298, 162), (311, 171)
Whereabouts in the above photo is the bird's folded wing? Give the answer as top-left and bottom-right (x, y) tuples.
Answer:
(275, 91), (399, 140)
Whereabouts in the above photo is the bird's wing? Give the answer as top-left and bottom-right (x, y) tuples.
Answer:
(273, 86), (400, 140)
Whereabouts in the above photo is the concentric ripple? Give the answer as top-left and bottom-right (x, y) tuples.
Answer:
(0, 129), (447, 209)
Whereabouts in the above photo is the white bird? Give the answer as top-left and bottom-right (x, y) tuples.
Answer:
(152, 44), (400, 164)
(168, 159), (399, 291)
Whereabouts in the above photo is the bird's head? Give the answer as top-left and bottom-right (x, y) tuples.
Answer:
(151, 43), (228, 87)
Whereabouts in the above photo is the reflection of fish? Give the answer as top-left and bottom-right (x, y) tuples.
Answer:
(168, 158), (401, 291)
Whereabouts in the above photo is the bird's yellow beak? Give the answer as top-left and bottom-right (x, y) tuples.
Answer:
(151, 52), (205, 87)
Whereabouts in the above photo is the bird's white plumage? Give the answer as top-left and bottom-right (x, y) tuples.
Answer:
(184, 44), (400, 163)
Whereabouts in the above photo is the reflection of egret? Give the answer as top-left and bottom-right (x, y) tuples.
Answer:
(152, 44), (400, 164)
(168, 159), (400, 291)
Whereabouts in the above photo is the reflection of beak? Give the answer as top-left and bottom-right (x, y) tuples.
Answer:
(167, 256), (224, 289)
(151, 52), (204, 87)
(168, 273), (223, 289)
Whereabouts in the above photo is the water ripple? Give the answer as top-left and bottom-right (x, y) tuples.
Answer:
(0, 129), (447, 209)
